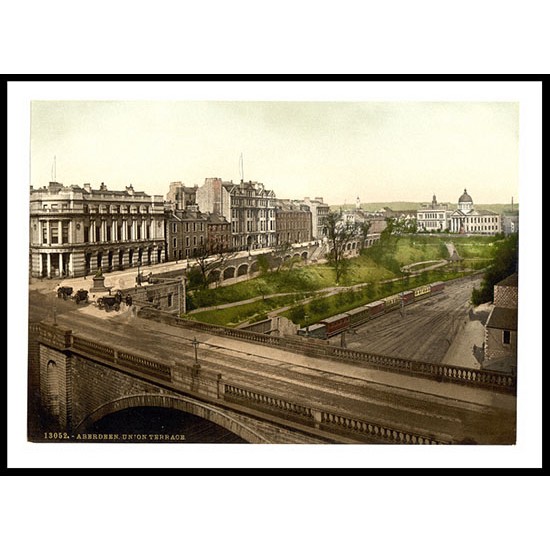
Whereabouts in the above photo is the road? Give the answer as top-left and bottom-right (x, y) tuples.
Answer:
(332, 274), (483, 365)
(29, 286), (516, 444)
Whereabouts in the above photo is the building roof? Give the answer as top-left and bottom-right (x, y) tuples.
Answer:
(459, 189), (473, 203)
(497, 273), (518, 288)
(207, 213), (229, 224)
(475, 209), (499, 216)
(486, 306), (517, 331)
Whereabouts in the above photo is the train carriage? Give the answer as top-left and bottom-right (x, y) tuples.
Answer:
(401, 290), (415, 305)
(320, 313), (350, 338)
(384, 294), (401, 312)
(297, 323), (326, 339)
(298, 281), (446, 339)
(346, 304), (371, 328)
(429, 281), (445, 295)
(414, 284), (431, 299)
(367, 300), (385, 319)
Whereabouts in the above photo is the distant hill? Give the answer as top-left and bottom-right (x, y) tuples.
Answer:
(331, 202), (518, 215)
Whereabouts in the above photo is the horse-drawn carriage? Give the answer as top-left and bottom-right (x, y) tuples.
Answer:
(57, 286), (73, 300)
(57, 286), (89, 304)
(97, 290), (123, 312)
(73, 289), (89, 304)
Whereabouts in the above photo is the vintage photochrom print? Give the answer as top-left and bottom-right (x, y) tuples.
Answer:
(26, 90), (520, 447)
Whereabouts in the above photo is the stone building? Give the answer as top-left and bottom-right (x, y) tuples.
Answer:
(448, 189), (501, 235)
(417, 194), (449, 232)
(483, 273), (518, 372)
(165, 206), (208, 261)
(206, 212), (232, 254)
(274, 199), (312, 246)
(302, 197), (330, 240)
(166, 181), (198, 209)
(196, 177), (277, 251)
(501, 209), (519, 236)
(30, 181), (165, 278)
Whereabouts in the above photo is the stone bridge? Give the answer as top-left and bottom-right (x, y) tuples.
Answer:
(29, 311), (516, 445)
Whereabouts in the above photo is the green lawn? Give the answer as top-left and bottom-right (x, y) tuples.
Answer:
(281, 267), (469, 327)
(184, 233), (504, 326)
(187, 294), (306, 327)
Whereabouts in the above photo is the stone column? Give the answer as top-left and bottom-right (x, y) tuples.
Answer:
(59, 253), (64, 277)
(46, 220), (50, 244)
(90, 220), (95, 243)
(47, 253), (51, 277)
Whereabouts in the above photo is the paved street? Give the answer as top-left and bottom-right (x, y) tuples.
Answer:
(29, 286), (515, 444)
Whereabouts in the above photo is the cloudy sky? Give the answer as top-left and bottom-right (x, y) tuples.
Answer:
(30, 99), (518, 206)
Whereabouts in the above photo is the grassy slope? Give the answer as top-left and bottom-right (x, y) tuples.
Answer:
(186, 234), (504, 327)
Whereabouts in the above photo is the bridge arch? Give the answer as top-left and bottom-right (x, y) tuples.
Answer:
(236, 263), (248, 276)
(223, 266), (235, 280)
(250, 261), (259, 273)
(74, 393), (272, 443)
(301, 251), (308, 260)
(208, 269), (221, 283)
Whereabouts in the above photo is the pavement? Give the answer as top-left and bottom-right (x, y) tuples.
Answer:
(442, 303), (492, 369)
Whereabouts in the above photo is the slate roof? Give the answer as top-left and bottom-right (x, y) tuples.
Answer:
(486, 306), (518, 331)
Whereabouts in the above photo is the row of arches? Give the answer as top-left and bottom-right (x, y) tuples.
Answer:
(210, 251), (309, 282)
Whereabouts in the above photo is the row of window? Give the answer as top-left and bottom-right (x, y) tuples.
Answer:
(172, 235), (205, 248)
(82, 204), (151, 214)
(172, 222), (206, 232)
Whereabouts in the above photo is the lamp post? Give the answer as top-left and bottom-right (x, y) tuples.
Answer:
(181, 274), (187, 315)
(192, 337), (200, 367)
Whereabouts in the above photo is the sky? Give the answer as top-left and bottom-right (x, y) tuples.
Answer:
(30, 100), (519, 206)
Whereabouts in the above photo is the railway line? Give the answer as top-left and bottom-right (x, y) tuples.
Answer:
(334, 275), (481, 364)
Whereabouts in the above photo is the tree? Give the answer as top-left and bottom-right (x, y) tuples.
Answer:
(324, 211), (361, 284)
(358, 219), (372, 247)
(471, 233), (518, 305)
(272, 242), (293, 272)
(193, 246), (236, 289)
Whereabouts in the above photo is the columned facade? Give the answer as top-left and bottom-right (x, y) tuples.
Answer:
(30, 182), (165, 278)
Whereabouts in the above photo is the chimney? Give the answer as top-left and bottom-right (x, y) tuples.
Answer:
(83, 183), (92, 193)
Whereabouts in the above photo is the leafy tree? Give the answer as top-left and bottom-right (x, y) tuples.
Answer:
(256, 254), (271, 275)
(471, 233), (518, 305)
(324, 211), (362, 284)
(193, 246), (236, 289)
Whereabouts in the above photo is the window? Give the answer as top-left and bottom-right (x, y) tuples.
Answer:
(503, 330), (511, 345)
(50, 225), (59, 244)
(62, 221), (70, 243)
(167, 294), (173, 307)
(42, 226), (48, 244)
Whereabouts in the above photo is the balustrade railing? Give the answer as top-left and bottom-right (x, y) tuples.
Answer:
(137, 309), (517, 394)
(30, 321), (467, 444)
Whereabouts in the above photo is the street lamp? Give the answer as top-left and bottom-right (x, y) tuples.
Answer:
(192, 337), (200, 367)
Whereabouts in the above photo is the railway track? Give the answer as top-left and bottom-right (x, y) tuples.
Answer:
(341, 277), (478, 363)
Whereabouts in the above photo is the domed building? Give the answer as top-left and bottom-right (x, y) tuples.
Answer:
(457, 189), (474, 213)
(449, 189), (501, 234)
